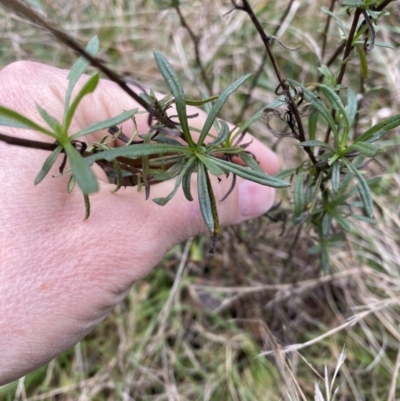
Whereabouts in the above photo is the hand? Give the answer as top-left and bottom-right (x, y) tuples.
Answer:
(0, 61), (279, 384)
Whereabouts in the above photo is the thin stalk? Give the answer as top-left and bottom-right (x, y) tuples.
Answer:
(233, 0), (318, 166)
(320, 0), (336, 65)
(236, 0), (295, 124)
(0, 0), (176, 131)
(175, 6), (213, 95)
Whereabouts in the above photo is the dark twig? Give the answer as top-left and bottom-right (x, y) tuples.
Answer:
(0, 0), (176, 131)
(175, 6), (213, 95)
(232, 0), (317, 166)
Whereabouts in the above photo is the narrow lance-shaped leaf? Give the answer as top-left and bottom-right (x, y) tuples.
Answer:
(356, 45), (369, 79)
(34, 145), (63, 185)
(319, 84), (350, 144)
(85, 143), (191, 164)
(308, 110), (318, 141)
(208, 120), (230, 149)
(182, 158), (197, 201)
(288, 79), (339, 143)
(153, 156), (196, 206)
(343, 158), (373, 218)
(347, 142), (379, 158)
(36, 104), (61, 131)
(71, 109), (138, 139)
(207, 156), (290, 188)
(355, 114), (400, 144)
(331, 161), (341, 193)
(321, 7), (348, 36)
(198, 73), (252, 145)
(196, 153), (225, 176)
(64, 142), (99, 194)
(239, 151), (264, 173)
(294, 172), (305, 218)
(153, 50), (194, 147)
(64, 72), (100, 134)
(65, 36), (100, 115)
(197, 162), (215, 233)
(0, 105), (55, 137)
(346, 88), (357, 131)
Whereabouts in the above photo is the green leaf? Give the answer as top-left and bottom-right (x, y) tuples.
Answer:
(318, 65), (334, 84)
(207, 156), (290, 188)
(322, 213), (332, 236)
(331, 161), (341, 193)
(153, 50), (194, 147)
(294, 173), (305, 218)
(343, 158), (373, 217)
(355, 114), (400, 144)
(65, 36), (100, 114)
(239, 152), (264, 173)
(198, 74), (252, 145)
(348, 142), (380, 157)
(208, 120), (229, 149)
(319, 84), (350, 140)
(153, 156), (196, 205)
(0, 105), (55, 137)
(321, 7), (348, 36)
(34, 145), (63, 185)
(356, 45), (369, 79)
(71, 109), (138, 139)
(346, 88), (358, 131)
(64, 142), (99, 194)
(342, 0), (364, 6)
(64, 72), (100, 134)
(308, 111), (318, 141)
(288, 80), (339, 142)
(182, 158), (197, 201)
(332, 212), (352, 232)
(196, 153), (225, 176)
(85, 143), (191, 164)
(36, 105), (61, 131)
(299, 140), (335, 152)
(186, 95), (219, 106)
(197, 162), (215, 233)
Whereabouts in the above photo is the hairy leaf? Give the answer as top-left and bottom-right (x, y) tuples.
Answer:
(294, 173), (305, 218)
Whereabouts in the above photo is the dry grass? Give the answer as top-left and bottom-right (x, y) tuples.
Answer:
(1, 0), (400, 400)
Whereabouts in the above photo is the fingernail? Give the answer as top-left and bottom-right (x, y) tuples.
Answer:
(238, 181), (275, 221)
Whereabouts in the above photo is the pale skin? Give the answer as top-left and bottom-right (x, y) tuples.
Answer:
(0, 61), (280, 385)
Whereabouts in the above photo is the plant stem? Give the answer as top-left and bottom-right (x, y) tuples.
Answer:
(320, 0), (336, 65)
(0, 0), (176, 131)
(175, 6), (213, 95)
(233, 0), (317, 165)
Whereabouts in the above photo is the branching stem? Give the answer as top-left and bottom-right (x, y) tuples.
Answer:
(175, 6), (213, 95)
